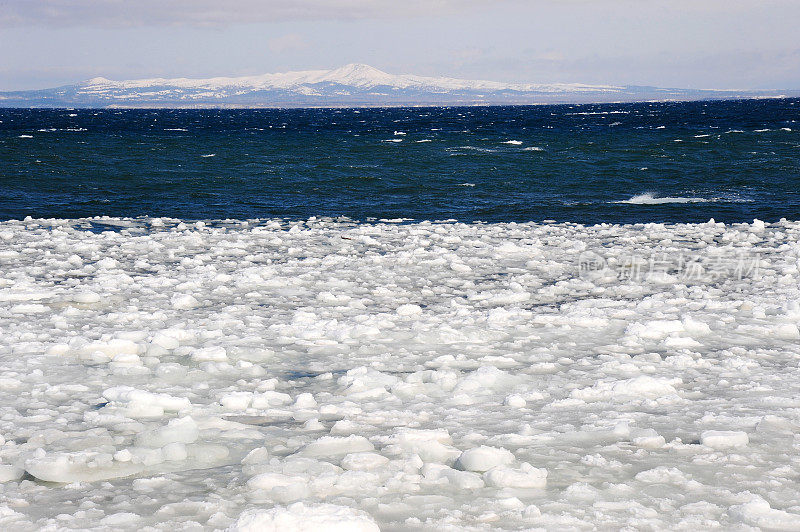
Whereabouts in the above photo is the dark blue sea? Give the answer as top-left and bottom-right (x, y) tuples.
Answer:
(1, 99), (798, 223)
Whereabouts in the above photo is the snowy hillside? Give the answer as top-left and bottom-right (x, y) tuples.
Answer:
(0, 64), (791, 107)
(79, 63), (622, 94)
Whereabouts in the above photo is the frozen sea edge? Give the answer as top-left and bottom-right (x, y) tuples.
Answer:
(1, 216), (800, 530)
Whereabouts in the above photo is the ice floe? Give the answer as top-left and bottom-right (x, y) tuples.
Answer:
(0, 216), (798, 529)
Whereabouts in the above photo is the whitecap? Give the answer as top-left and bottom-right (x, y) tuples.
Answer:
(523, 146), (544, 151)
(453, 146), (497, 153)
(458, 183), (476, 187)
(37, 128), (87, 132)
(617, 193), (710, 205)
(565, 111), (629, 116)
(502, 140), (523, 145)
(382, 139), (403, 143)
(200, 153), (216, 158)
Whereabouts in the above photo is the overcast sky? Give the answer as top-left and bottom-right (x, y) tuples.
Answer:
(1, 0), (799, 90)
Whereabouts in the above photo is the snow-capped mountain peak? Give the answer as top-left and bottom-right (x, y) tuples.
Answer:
(318, 63), (395, 87)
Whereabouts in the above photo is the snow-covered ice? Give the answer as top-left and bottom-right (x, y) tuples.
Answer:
(1, 216), (800, 529)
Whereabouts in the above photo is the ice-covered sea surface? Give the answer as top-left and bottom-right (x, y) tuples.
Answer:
(1, 216), (800, 530)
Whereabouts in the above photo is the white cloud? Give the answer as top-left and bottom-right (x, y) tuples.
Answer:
(0, 0), (493, 28)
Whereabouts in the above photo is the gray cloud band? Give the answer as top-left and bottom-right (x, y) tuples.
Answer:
(0, 0), (493, 28)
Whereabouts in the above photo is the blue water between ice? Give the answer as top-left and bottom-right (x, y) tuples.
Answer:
(1, 99), (798, 223)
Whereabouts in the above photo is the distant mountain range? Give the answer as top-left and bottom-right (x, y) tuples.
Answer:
(1, 63), (796, 108)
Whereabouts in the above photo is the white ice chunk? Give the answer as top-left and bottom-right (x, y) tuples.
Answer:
(251, 391), (292, 408)
(625, 320), (684, 340)
(230, 503), (380, 532)
(103, 386), (190, 413)
(571, 376), (680, 402)
(340, 452), (390, 471)
(220, 392), (253, 410)
(192, 345), (228, 362)
(774, 323), (800, 340)
(100, 513), (141, 526)
(484, 463), (548, 489)
(25, 452), (144, 483)
(729, 495), (800, 530)
(632, 431), (666, 449)
(171, 293), (199, 309)
(386, 429), (460, 464)
(299, 436), (374, 458)
(423, 463), (484, 489)
(503, 394), (527, 408)
(135, 416), (200, 448)
(0, 464), (24, 482)
(396, 304), (422, 316)
(247, 472), (307, 491)
(700, 430), (749, 449)
(72, 291), (101, 304)
(82, 339), (140, 359)
(455, 446), (515, 472)
(294, 393), (317, 408)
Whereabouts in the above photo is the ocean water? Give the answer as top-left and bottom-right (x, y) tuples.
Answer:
(1, 98), (799, 223)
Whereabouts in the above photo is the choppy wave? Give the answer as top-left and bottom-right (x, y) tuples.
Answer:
(565, 110), (629, 116)
(37, 128), (88, 132)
